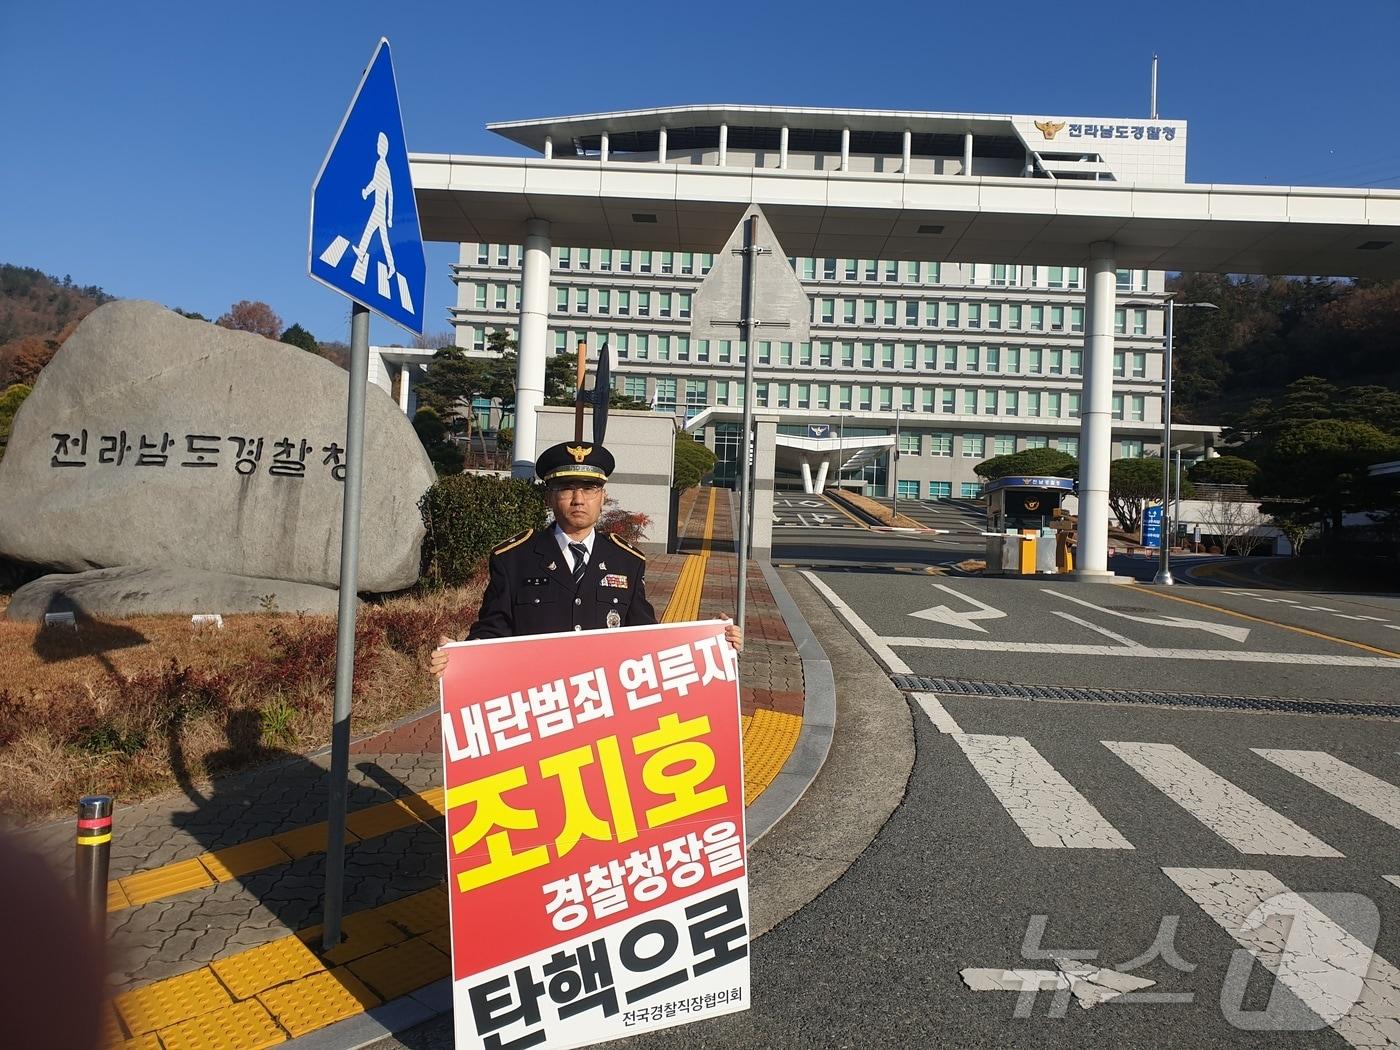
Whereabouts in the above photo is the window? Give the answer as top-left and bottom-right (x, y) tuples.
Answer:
(1069, 392), (1081, 418)
(879, 387), (894, 411)
(1071, 307), (1084, 333)
(994, 434), (1015, 456)
(838, 384), (853, 410)
(757, 341), (771, 365)
(1130, 394), (1146, 421)
(840, 342), (855, 367)
(498, 245), (511, 266)
(983, 390), (999, 415)
(963, 390), (978, 414)
(639, 251), (652, 274)
(558, 247), (571, 270)
(885, 260), (899, 282)
(819, 298), (835, 324)
(619, 250), (633, 273)
(1120, 439), (1144, 458)
(634, 334), (649, 360)
(923, 345), (937, 369)
(477, 244), (490, 265)
(858, 385), (873, 410)
(574, 288), (588, 314)
(801, 258), (816, 280)
(865, 259), (878, 281)
(659, 292), (671, 318)
(1029, 305), (1044, 331)
(471, 326), (485, 351)
(776, 382), (791, 408)
(942, 346), (957, 370)
(555, 288), (568, 312)
(928, 480), (952, 498)
(1027, 391), (1042, 417)
(554, 331), (567, 354)
(679, 293), (692, 320)
(926, 302), (939, 327)
(700, 253), (713, 274)
(1049, 349), (1064, 375)
(864, 300), (877, 325)
(991, 263), (1013, 286)
(1025, 434), (1048, 449)
(600, 248), (614, 271)
(907, 261), (921, 282)
(884, 301), (897, 326)
(1112, 394), (1125, 420)
(1046, 265), (1065, 289)
(779, 342), (793, 366)
(796, 383), (811, 408)
(941, 389), (955, 413)
(861, 344), (875, 368)
(1113, 351), (1125, 378)
(988, 304), (1003, 330)
(1029, 347), (1043, 373)
(637, 291), (650, 317)
(962, 434), (986, 458)
(901, 387), (915, 410)
(655, 335), (670, 362)
(1059, 436), (1079, 457)
(986, 347), (1001, 373)
(1133, 352), (1147, 378)
(825, 258), (838, 280)
(896, 480), (919, 499)
(961, 481), (984, 498)
(1050, 305), (1065, 331)
(816, 384), (831, 409)
(654, 378), (677, 411)
(618, 290), (631, 316)
(473, 284), (486, 309)
(927, 262), (941, 284)
(1114, 308), (1126, 336)
(967, 346), (981, 372)
(898, 432), (921, 454)
(1116, 269), (1133, 292)
(1006, 347), (1021, 372)
(1048, 392), (1062, 417)
(930, 433), (952, 457)
(494, 285), (508, 310)
(881, 344), (895, 369)
(922, 389), (935, 412)
(1069, 350), (1082, 376)
(819, 342), (833, 366)
(843, 299), (857, 324)
(946, 302), (960, 327)
(680, 252), (693, 275)
(1009, 304), (1022, 329)
(598, 289), (611, 315)
(1132, 308), (1148, 336)
(966, 303), (982, 329)
(615, 332), (629, 359)
(1005, 391), (1019, 416)
(902, 345), (917, 369)
(659, 251), (672, 274)
(624, 376), (647, 400)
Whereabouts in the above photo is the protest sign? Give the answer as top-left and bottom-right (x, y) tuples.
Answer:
(439, 619), (749, 1050)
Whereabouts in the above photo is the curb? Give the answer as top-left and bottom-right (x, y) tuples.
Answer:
(281, 558), (836, 1049)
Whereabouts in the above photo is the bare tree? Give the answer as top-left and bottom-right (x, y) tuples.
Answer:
(1197, 493), (1271, 556)
(413, 328), (458, 350)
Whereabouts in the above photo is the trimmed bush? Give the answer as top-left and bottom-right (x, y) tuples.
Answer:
(419, 473), (548, 586)
(674, 433), (717, 490)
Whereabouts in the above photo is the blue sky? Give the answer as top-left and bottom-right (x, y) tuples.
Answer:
(5, 1), (1399, 346)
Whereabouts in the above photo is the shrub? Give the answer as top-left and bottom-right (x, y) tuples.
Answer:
(419, 473), (548, 586)
(599, 501), (652, 545)
(674, 433), (716, 490)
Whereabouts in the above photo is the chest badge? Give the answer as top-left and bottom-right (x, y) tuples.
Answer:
(603, 573), (629, 588)
(596, 561), (607, 573)
(547, 562), (557, 571)
(606, 609), (622, 628)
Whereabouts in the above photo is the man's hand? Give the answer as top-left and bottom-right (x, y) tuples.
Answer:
(721, 616), (743, 654)
(429, 635), (453, 679)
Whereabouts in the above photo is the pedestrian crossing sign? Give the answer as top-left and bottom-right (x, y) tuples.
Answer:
(308, 38), (426, 334)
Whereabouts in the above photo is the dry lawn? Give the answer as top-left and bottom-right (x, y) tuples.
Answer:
(0, 580), (484, 824)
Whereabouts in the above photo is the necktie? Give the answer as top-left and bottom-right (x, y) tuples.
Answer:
(569, 542), (588, 585)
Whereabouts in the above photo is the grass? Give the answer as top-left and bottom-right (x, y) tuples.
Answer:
(0, 580), (484, 824)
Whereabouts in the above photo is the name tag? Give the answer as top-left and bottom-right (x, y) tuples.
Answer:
(603, 574), (629, 588)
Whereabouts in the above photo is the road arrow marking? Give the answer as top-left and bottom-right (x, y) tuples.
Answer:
(909, 584), (1007, 633)
(960, 958), (1156, 1009)
(1044, 589), (1251, 643)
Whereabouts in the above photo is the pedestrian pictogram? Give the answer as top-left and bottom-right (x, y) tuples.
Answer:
(308, 38), (425, 333)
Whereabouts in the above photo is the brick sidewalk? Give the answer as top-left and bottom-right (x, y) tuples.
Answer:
(23, 484), (808, 1021)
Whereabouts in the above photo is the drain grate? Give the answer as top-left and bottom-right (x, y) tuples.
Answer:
(891, 675), (1400, 719)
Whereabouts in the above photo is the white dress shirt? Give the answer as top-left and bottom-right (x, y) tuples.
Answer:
(553, 524), (596, 570)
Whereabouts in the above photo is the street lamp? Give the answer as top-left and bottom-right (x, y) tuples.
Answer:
(1125, 297), (1217, 585)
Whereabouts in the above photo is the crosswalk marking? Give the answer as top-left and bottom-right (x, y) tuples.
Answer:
(1104, 742), (1343, 857)
(878, 637), (1400, 666)
(911, 693), (962, 734)
(802, 571), (912, 674)
(1385, 875), (1400, 892)
(1254, 749), (1400, 831)
(954, 735), (1133, 850)
(1165, 867), (1400, 1048)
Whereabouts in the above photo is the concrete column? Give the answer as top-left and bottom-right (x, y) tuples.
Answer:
(513, 219), (551, 478)
(600, 132), (609, 163)
(751, 414), (778, 561)
(813, 460), (830, 494)
(397, 362), (411, 414)
(718, 124), (727, 166)
(801, 460), (815, 494)
(841, 127), (850, 171)
(1074, 241), (1122, 581)
(543, 135), (553, 160)
(963, 131), (973, 176)
(902, 129), (911, 172)
(779, 125), (789, 169)
(658, 126), (667, 163)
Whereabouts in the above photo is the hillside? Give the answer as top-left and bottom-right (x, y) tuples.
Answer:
(0, 265), (114, 387)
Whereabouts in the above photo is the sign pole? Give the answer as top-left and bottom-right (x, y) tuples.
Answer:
(323, 301), (370, 951)
(735, 216), (758, 631)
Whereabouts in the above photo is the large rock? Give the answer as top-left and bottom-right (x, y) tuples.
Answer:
(0, 301), (434, 591)
(6, 565), (348, 621)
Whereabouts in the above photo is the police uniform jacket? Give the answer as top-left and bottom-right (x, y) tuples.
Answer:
(466, 527), (657, 640)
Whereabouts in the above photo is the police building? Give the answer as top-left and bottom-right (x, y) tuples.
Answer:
(388, 104), (1215, 501)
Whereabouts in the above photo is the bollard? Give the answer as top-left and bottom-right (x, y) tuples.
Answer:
(75, 795), (113, 938)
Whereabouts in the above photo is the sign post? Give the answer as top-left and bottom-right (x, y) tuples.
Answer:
(1142, 504), (1163, 553)
(308, 37), (426, 950)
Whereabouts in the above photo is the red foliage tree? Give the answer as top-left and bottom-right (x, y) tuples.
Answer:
(215, 300), (283, 340)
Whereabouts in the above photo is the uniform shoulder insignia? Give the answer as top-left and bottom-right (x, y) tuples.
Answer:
(493, 528), (534, 556)
(606, 532), (646, 560)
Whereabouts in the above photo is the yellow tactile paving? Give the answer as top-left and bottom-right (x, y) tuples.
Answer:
(741, 709), (803, 806)
(271, 820), (358, 861)
(200, 839), (293, 882)
(661, 554), (708, 622)
(420, 924), (452, 956)
(346, 937), (451, 1002)
(211, 935), (324, 1000)
(375, 885), (449, 935)
(256, 969), (380, 1038)
(107, 879), (131, 912)
(119, 857), (215, 907)
(299, 910), (408, 965)
(101, 1002), (127, 1046)
(346, 797), (421, 840)
(115, 1035), (162, 1050)
(115, 966), (234, 1035)
(157, 998), (283, 1050)
(400, 786), (445, 818)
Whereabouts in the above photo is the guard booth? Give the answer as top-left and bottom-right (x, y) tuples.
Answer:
(984, 476), (1076, 576)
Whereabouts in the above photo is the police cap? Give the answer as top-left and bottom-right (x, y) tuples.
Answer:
(536, 442), (616, 485)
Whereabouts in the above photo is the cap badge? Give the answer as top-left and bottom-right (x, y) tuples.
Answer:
(566, 444), (591, 463)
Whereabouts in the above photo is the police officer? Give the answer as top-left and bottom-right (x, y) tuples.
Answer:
(431, 441), (739, 674)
